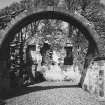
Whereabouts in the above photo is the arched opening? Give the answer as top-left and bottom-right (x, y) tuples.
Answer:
(0, 10), (99, 88)
(1, 11), (98, 50)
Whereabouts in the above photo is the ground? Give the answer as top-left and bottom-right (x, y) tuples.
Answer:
(1, 81), (103, 105)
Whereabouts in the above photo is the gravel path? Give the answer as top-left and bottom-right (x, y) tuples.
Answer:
(4, 81), (101, 105)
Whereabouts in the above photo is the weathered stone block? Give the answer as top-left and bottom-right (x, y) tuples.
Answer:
(83, 59), (105, 101)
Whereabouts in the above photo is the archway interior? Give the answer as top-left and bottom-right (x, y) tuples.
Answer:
(8, 19), (88, 84)
(0, 11), (97, 86)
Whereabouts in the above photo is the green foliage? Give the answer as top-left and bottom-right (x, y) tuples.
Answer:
(1, 0), (105, 62)
(35, 19), (69, 50)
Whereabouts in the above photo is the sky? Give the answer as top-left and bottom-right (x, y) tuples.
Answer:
(0, 0), (21, 9)
(100, 0), (105, 5)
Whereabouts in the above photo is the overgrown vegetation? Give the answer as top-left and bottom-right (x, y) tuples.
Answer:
(0, 0), (105, 67)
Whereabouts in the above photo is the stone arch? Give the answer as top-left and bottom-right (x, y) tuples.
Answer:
(0, 7), (99, 87)
(0, 7), (99, 50)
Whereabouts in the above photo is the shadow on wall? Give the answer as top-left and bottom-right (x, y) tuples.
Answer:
(1, 84), (80, 100)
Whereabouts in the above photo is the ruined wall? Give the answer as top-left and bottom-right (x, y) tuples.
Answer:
(82, 59), (105, 101)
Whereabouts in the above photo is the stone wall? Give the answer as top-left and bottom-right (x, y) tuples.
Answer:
(0, 60), (10, 94)
(82, 59), (105, 101)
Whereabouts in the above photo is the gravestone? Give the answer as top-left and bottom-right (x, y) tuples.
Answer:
(64, 43), (73, 65)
